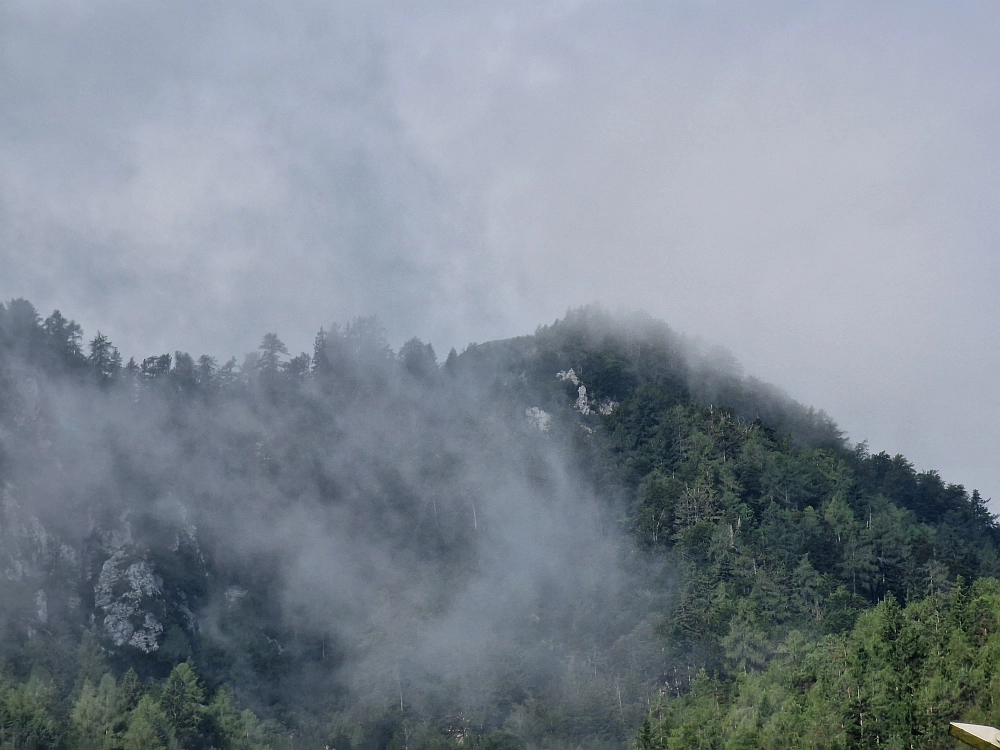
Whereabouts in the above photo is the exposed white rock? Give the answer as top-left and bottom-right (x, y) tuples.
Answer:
(557, 370), (593, 414)
(1, 483), (203, 655)
(557, 370), (617, 417)
(95, 550), (164, 652)
(556, 369), (580, 386)
(132, 614), (164, 653)
(525, 407), (552, 432)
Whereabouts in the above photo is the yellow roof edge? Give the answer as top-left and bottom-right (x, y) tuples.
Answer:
(950, 722), (1000, 750)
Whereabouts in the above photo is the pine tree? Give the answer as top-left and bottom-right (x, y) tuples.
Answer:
(119, 668), (142, 714)
(123, 695), (174, 750)
(161, 662), (205, 748)
(87, 332), (122, 386)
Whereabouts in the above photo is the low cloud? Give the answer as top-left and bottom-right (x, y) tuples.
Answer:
(2, 1), (999, 499)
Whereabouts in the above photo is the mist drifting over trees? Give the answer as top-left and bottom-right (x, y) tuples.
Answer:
(0, 300), (997, 749)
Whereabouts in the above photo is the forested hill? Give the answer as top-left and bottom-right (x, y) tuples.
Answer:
(0, 300), (995, 749)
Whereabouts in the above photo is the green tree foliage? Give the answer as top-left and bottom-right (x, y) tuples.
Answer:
(0, 300), (997, 749)
(207, 688), (273, 750)
(161, 662), (205, 748)
(123, 694), (175, 750)
(256, 334), (289, 393)
(0, 678), (62, 750)
(142, 354), (172, 383)
(70, 662), (279, 749)
(399, 338), (437, 380)
(71, 675), (121, 750)
(171, 352), (199, 396)
(87, 333), (122, 387)
(640, 578), (1000, 749)
(42, 310), (85, 372)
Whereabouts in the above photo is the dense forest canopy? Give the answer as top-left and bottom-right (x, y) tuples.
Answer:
(0, 299), (994, 749)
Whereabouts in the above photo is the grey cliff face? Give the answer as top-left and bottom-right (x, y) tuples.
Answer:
(1, 485), (201, 655)
(94, 550), (163, 652)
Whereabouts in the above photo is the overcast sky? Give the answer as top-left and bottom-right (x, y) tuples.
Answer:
(2, 1), (999, 502)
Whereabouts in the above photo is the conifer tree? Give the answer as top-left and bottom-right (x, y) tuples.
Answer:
(161, 662), (206, 748)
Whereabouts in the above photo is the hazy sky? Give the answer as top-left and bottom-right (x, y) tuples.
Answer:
(2, 1), (999, 501)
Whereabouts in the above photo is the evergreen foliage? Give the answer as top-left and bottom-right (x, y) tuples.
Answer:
(0, 300), (993, 748)
(638, 579), (1000, 749)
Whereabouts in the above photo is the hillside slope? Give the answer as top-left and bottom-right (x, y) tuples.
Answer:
(0, 301), (994, 749)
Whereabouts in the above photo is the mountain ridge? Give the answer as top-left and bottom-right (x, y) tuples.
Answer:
(0, 298), (994, 749)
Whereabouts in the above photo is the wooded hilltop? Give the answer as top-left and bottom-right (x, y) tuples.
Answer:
(0, 300), (994, 749)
